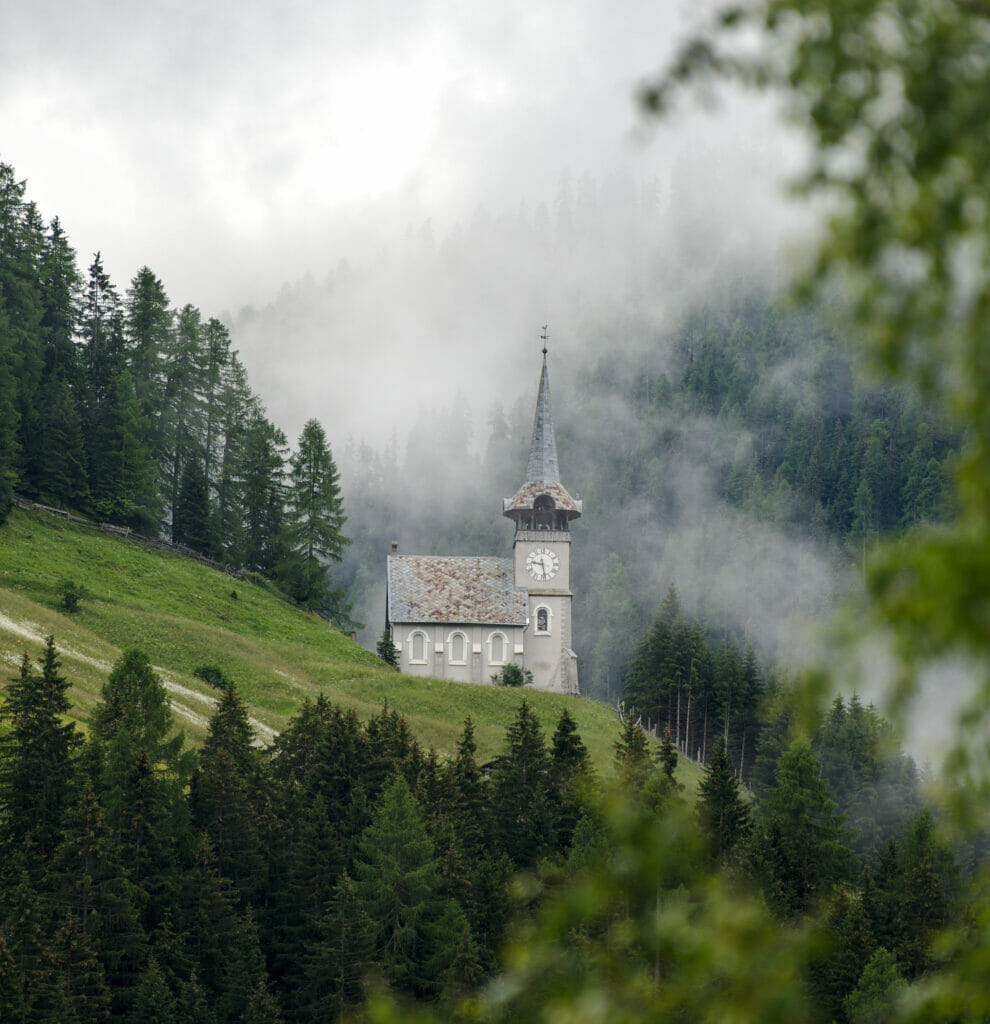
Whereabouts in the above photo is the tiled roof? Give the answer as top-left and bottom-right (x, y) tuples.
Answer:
(387, 555), (528, 625)
(503, 480), (583, 515)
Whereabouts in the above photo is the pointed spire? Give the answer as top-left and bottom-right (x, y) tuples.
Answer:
(503, 334), (582, 526)
(525, 349), (560, 485)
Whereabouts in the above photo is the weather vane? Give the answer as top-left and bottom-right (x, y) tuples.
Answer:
(540, 324), (549, 355)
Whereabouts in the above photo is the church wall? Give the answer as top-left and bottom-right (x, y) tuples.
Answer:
(391, 622), (526, 684)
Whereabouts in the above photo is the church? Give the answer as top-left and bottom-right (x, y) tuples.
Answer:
(385, 346), (582, 694)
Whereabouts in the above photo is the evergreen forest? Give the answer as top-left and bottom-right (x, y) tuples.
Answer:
(0, 160), (349, 619)
(0, 636), (962, 1023)
(4, 0), (990, 1012)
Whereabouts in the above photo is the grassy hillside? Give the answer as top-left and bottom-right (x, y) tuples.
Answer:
(0, 506), (700, 785)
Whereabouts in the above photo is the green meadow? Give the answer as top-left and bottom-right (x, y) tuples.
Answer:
(0, 506), (699, 783)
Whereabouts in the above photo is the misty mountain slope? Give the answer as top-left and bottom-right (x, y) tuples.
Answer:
(333, 293), (956, 704)
(0, 507), (629, 768)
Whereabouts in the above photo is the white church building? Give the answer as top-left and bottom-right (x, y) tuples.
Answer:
(385, 347), (582, 694)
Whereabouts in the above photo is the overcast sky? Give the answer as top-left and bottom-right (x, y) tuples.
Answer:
(2, 0), (812, 449)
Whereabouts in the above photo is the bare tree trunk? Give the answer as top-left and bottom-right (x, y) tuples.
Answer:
(685, 691), (692, 758)
(738, 730), (747, 782)
(675, 686), (681, 749)
(702, 706), (708, 764)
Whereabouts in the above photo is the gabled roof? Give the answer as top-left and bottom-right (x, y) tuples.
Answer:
(387, 555), (528, 625)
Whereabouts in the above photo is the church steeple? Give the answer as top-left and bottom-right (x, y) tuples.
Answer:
(525, 350), (561, 485)
(503, 340), (582, 531)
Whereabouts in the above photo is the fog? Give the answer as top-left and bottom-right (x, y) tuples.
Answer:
(3, 0), (812, 449)
(7, 0), (869, 712)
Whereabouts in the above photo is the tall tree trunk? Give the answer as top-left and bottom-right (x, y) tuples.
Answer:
(675, 686), (681, 749)
(685, 691), (692, 758)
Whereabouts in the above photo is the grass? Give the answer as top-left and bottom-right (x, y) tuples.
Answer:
(0, 506), (702, 787)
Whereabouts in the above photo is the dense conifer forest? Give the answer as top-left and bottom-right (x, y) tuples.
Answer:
(2, 1), (988, 1003)
(0, 161), (349, 619)
(0, 635), (962, 1022)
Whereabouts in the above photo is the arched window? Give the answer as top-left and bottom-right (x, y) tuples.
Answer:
(448, 631), (467, 664)
(534, 495), (556, 530)
(488, 631), (507, 666)
(535, 605), (551, 634)
(409, 630), (428, 664)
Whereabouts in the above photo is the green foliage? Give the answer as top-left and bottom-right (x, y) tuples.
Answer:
(625, 585), (763, 780)
(843, 947), (905, 1024)
(491, 662), (532, 687)
(751, 737), (856, 919)
(192, 664), (232, 690)
(697, 735), (750, 864)
(278, 419), (349, 610)
(489, 700), (555, 868)
(352, 776), (474, 1000)
(0, 636), (80, 859)
(57, 577), (83, 613)
(377, 627), (400, 668)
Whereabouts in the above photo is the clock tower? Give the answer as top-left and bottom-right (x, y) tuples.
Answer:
(503, 343), (582, 694)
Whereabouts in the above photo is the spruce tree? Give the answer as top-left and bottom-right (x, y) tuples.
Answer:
(351, 776), (473, 1000)
(490, 701), (552, 867)
(302, 871), (375, 1020)
(88, 369), (159, 530)
(751, 738), (856, 917)
(0, 637), (80, 860)
(190, 683), (267, 904)
(280, 418), (349, 608)
(239, 412), (288, 573)
(172, 451), (216, 555)
(549, 708), (590, 851)
(377, 626), (400, 668)
(614, 716), (652, 790)
(697, 736), (750, 863)
(124, 266), (171, 434)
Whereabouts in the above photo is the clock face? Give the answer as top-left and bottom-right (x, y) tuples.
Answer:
(526, 547), (560, 582)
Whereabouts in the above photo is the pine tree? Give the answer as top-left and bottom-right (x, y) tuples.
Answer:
(0, 168), (45, 503)
(696, 736), (750, 863)
(88, 369), (159, 530)
(549, 708), (590, 851)
(190, 683), (267, 904)
(91, 650), (194, 931)
(48, 912), (112, 1024)
(131, 955), (179, 1024)
(34, 378), (89, 510)
(239, 412), (288, 573)
(124, 267), (171, 435)
(172, 450), (216, 555)
(352, 776), (473, 1000)
(614, 715), (653, 790)
(490, 701), (552, 867)
(658, 726), (679, 784)
(301, 871), (375, 1019)
(280, 418), (349, 608)
(161, 303), (208, 533)
(843, 947), (905, 1024)
(0, 293), (19, 521)
(377, 627), (400, 668)
(751, 738), (856, 917)
(0, 637), (81, 860)
(79, 252), (124, 417)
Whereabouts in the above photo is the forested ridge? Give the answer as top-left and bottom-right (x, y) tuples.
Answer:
(0, 160), (348, 619)
(0, 635), (961, 1022)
